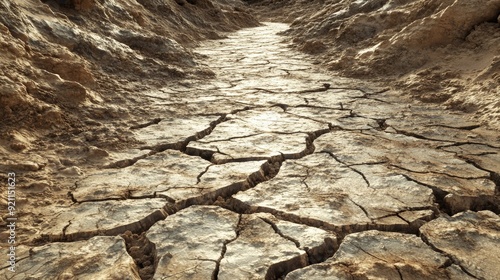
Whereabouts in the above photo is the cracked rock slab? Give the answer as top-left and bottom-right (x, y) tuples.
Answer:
(219, 212), (337, 280)
(235, 153), (433, 230)
(146, 206), (240, 279)
(133, 115), (220, 146)
(73, 150), (206, 201)
(146, 206), (336, 280)
(197, 160), (267, 186)
(255, 213), (338, 267)
(315, 130), (497, 210)
(219, 214), (308, 280)
(420, 210), (500, 280)
(188, 132), (311, 163)
(3, 236), (140, 279)
(186, 107), (328, 163)
(227, 107), (328, 134)
(41, 198), (167, 241)
(347, 164), (435, 220)
(232, 92), (307, 107)
(256, 213), (337, 252)
(317, 130), (489, 178)
(73, 150), (264, 202)
(385, 107), (492, 144)
(286, 106), (349, 123)
(446, 146), (500, 194)
(348, 97), (411, 120)
(105, 148), (151, 167)
(441, 143), (499, 157)
(286, 106), (380, 130)
(286, 230), (473, 280)
(173, 160), (267, 207)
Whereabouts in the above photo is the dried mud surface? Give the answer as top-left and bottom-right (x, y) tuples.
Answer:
(1, 21), (499, 279)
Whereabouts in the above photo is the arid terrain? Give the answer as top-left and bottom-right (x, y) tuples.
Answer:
(1, 0), (499, 279)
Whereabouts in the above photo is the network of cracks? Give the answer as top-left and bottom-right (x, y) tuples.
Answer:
(4, 23), (499, 280)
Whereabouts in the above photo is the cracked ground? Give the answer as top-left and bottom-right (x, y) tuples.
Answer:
(3, 23), (500, 279)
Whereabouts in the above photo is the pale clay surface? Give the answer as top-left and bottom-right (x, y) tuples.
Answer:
(3, 22), (499, 279)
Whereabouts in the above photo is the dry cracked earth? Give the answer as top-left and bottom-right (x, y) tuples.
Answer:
(3, 23), (500, 279)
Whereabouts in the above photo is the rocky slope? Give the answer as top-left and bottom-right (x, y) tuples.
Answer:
(250, 0), (500, 128)
(0, 0), (257, 151)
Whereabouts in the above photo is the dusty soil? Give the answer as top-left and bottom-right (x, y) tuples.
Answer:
(0, 0), (499, 279)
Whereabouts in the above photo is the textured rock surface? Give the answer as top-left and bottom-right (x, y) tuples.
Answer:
(315, 130), (497, 214)
(4, 21), (500, 280)
(219, 215), (308, 279)
(4, 236), (140, 279)
(41, 198), (168, 241)
(72, 150), (264, 202)
(147, 206), (240, 279)
(147, 206), (336, 279)
(420, 211), (500, 280)
(286, 230), (474, 280)
(133, 115), (220, 147)
(235, 152), (434, 231)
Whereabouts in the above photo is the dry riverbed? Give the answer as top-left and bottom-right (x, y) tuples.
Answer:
(1, 22), (500, 279)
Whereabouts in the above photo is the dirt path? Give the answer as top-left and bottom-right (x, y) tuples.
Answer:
(3, 23), (500, 279)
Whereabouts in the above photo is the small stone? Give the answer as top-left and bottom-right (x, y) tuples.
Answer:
(60, 158), (76, 166)
(10, 141), (27, 151)
(87, 146), (109, 158)
(26, 181), (51, 193)
(83, 131), (98, 142)
(60, 166), (84, 176)
(0, 160), (40, 171)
